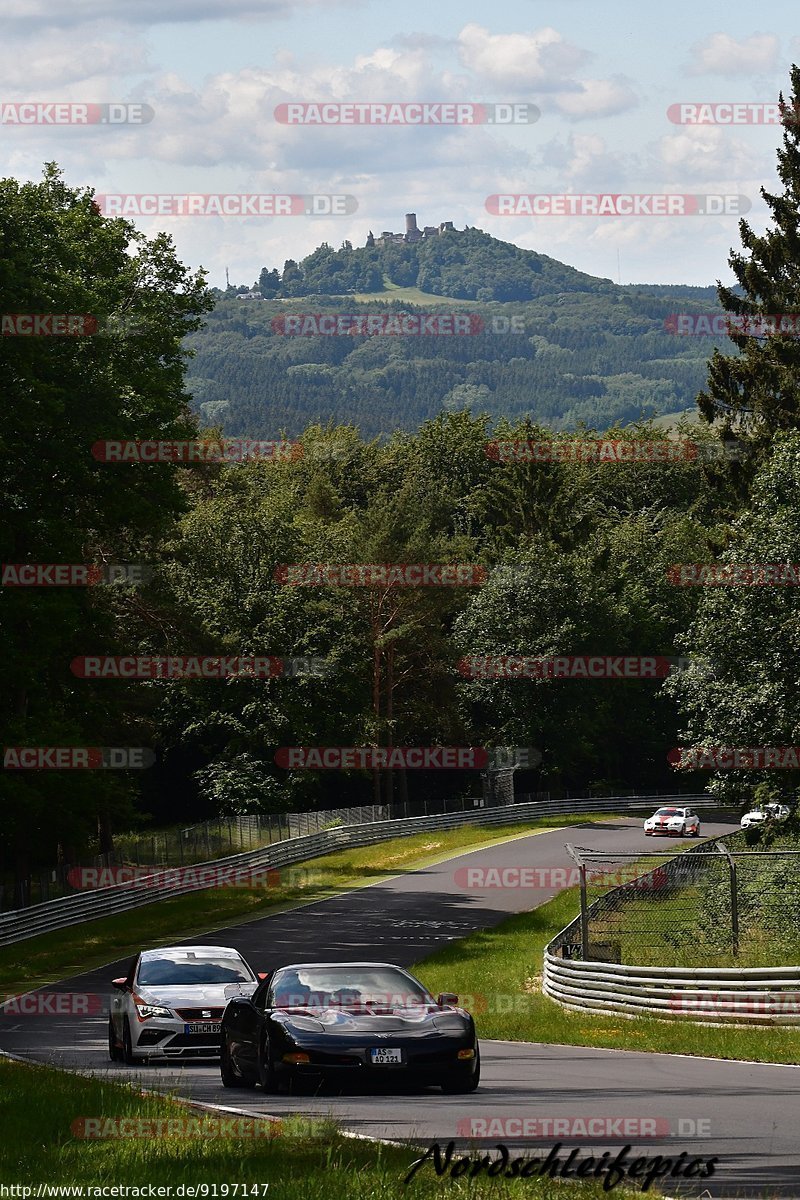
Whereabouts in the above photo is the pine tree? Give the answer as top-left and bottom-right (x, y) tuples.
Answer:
(698, 66), (800, 450)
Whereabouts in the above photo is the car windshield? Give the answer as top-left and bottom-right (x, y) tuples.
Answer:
(268, 966), (434, 1011)
(137, 955), (253, 987)
(654, 808), (682, 817)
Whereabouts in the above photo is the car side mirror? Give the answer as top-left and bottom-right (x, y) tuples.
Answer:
(437, 992), (458, 1007)
(223, 984), (251, 1000)
(111, 978), (128, 991)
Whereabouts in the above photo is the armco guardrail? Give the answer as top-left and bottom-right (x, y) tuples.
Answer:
(543, 834), (800, 1026)
(0, 793), (710, 947)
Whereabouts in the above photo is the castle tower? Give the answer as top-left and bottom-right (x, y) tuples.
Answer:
(405, 212), (421, 242)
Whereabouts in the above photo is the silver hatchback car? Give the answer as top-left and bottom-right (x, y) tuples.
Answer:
(109, 945), (258, 1063)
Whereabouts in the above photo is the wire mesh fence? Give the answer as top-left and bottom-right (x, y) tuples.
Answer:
(558, 837), (800, 968)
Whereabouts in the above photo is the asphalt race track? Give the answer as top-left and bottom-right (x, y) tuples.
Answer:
(3, 815), (798, 1198)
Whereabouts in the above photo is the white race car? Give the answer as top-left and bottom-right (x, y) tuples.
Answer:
(109, 945), (259, 1063)
(643, 806), (700, 837)
(740, 803), (790, 829)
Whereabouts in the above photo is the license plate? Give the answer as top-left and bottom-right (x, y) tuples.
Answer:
(370, 1047), (402, 1065)
(184, 1022), (221, 1035)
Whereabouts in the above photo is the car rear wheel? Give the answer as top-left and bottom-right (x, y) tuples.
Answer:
(108, 1018), (122, 1062)
(220, 1038), (257, 1089)
(441, 1048), (480, 1094)
(122, 1017), (135, 1065)
(257, 1036), (279, 1093)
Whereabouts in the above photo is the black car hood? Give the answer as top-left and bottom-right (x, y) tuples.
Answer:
(271, 1006), (468, 1035)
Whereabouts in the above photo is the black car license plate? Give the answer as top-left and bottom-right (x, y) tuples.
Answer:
(370, 1047), (402, 1065)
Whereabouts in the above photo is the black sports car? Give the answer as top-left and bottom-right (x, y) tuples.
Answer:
(219, 961), (480, 1093)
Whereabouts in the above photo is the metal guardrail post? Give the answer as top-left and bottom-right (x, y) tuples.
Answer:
(565, 843), (589, 960)
(716, 841), (739, 956)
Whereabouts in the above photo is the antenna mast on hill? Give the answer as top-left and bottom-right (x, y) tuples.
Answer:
(225, 267), (230, 290)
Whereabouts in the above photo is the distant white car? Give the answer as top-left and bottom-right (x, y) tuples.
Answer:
(740, 803), (790, 829)
(109, 945), (259, 1064)
(643, 806), (700, 837)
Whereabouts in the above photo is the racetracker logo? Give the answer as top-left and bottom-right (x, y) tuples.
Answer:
(456, 1117), (670, 1139)
(485, 439), (730, 463)
(669, 746), (800, 769)
(668, 564), (800, 585)
(2, 564), (152, 587)
(0, 992), (104, 1015)
(72, 1117), (282, 1140)
(457, 656), (695, 680)
(1, 314), (97, 336)
(274, 102), (539, 125)
(91, 439), (302, 462)
(271, 313), (484, 336)
(274, 746), (541, 769)
(66, 864), (312, 890)
(274, 563), (487, 586)
(667, 102), (800, 125)
(69, 656), (324, 679)
(486, 194), (750, 216)
(666, 313), (800, 337)
(0, 103), (154, 125)
(94, 194), (357, 217)
(3, 747), (155, 769)
(670, 992), (800, 1014)
(452, 865), (669, 890)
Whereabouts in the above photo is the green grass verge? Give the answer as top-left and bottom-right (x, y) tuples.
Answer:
(0, 816), (616, 996)
(0, 1058), (650, 1196)
(413, 884), (800, 1065)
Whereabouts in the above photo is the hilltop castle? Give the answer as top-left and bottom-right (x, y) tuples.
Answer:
(366, 213), (455, 247)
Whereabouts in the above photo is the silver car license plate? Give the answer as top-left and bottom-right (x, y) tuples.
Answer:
(184, 1022), (221, 1035)
(370, 1047), (402, 1065)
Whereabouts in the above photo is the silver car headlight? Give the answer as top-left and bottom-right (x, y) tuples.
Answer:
(135, 1002), (173, 1020)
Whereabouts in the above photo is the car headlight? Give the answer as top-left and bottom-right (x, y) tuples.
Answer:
(134, 1002), (173, 1020)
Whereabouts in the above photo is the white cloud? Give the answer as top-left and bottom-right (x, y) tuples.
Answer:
(553, 77), (638, 120)
(456, 23), (588, 91)
(658, 127), (765, 183)
(685, 32), (779, 76)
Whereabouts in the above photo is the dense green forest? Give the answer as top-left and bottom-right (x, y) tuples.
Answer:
(5, 70), (800, 899)
(186, 229), (724, 437)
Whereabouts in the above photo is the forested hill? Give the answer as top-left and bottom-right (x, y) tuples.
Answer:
(185, 226), (724, 439)
(253, 226), (617, 302)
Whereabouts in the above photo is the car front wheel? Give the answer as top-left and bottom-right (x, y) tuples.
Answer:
(441, 1048), (480, 1094)
(258, 1036), (280, 1093)
(220, 1038), (257, 1089)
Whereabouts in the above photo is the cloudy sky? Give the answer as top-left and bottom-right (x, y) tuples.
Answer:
(4, 0), (798, 287)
